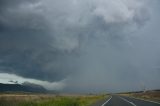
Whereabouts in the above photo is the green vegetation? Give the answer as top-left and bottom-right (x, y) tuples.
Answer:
(0, 94), (108, 106)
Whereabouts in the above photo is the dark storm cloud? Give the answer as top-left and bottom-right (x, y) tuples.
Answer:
(0, 28), (79, 81)
(0, 0), (159, 92)
(0, 0), (78, 81)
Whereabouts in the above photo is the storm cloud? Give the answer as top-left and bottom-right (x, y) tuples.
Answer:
(0, 0), (160, 92)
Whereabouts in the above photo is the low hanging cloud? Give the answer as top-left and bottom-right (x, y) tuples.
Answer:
(0, 73), (65, 90)
(0, 0), (160, 92)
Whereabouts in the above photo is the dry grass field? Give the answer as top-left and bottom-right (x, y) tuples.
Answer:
(0, 93), (108, 106)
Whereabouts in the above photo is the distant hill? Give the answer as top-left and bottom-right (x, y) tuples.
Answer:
(0, 83), (47, 93)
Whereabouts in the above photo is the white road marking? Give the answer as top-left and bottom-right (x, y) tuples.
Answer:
(101, 96), (112, 106)
(119, 97), (137, 106)
(127, 96), (160, 105)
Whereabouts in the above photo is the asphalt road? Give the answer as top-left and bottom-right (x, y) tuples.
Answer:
(100, 95), (160, 106)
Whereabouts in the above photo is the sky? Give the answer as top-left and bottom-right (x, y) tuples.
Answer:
(0, 0), (160, 93)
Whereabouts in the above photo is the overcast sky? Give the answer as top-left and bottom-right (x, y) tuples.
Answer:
(0, 0), (160, 93)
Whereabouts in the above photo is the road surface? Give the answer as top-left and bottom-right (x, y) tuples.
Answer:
(99, 95), (160, 106)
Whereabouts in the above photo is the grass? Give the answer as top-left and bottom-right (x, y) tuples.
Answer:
(0, 94), (108, 106)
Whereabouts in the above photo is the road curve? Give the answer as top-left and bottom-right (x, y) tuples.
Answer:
(98, 95), (160, 106)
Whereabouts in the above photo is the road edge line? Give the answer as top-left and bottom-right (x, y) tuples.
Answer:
(101, 96), (112, 106)
(126, 96), (160, 105)
(119, 97), (136, 106)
